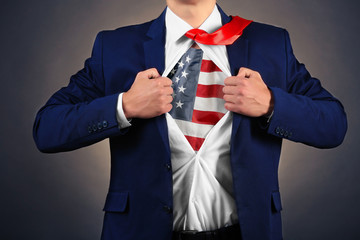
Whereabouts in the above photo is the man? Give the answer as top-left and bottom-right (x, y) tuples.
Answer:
(33, 0), (347, 239)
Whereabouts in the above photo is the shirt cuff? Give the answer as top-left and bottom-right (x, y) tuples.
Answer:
(265, 109), (274, 123)
(116, 93), (132, 129)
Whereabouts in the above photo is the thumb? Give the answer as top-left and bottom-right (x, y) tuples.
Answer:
(146, 68), (161, 79)
(237, 67), (252, 78)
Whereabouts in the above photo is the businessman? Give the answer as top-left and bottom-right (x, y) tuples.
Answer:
(33, 0), (347, 239)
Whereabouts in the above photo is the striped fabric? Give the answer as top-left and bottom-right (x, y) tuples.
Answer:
(168, 47), (227, 151)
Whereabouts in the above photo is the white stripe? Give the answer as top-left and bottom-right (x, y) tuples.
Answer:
(174, 119), (213, 139)
(194, 97), (227, 113)
(198, 72), (227, 85)
(199, 45), (231, 76)
(202, 54), (212, 61)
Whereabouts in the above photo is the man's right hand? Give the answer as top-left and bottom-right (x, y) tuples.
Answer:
(122, 68), (173, 119)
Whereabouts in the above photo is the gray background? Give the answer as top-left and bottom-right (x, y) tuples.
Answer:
(1, 0), (359, 239)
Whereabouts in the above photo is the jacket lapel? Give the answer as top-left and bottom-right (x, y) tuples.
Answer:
(219, 5), (250, 138)
(143, 9), (171, 155)
(144, 9), (166, 74)
(227, 38), (249, 138)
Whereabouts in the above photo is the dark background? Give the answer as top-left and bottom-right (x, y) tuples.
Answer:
(1, 0), (359, 239)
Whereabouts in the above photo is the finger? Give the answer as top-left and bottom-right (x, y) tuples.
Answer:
(163, 86), (174, 95)
(224, 102), (239, 112)
(224, 76), (241, 86)
(222, 86), (238, 95)
(223, 94), (237, 103)
(156, 77), (173, 87)
(237, 67), (253, 78)
(146, 68), (161, 79)
(164, 95), (173, 103)
(164, 103), (173, 113)
(159, 102), (173, 115)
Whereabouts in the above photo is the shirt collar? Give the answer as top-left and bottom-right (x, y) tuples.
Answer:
(165, 5), (223, 43)
(164, 5), (225, 77)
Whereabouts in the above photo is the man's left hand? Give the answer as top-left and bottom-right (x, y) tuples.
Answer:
(223, 67), (274, 117)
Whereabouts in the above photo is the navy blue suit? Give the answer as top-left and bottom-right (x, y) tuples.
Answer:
(33, 6), (347, 240)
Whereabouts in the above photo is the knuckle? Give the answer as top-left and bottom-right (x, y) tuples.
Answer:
(236, 95), (243, 103)
(224, 77), (230, 85)
(155, 79), (162, 87)
(222, 86), (228, 93)
(166, 78), (172, 84)
(147, 68), (156, 74)
(168, 95), (173, 103)
(136, 71), (143, 78)
(236, 87), (243, 96)
(160, 105), (168, 113)
(167, 104), (173, 111)
(234, 77), (242, 84)
(241, 79), (249, 87)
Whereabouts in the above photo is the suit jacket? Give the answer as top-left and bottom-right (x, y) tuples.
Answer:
(33, 6), (347, 240)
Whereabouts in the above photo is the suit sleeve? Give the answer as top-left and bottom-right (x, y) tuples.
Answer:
(266, 30), (347, 148)
(33, 32), (124, 153)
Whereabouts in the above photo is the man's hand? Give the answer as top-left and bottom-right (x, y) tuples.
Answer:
(123, 68), (173, 119)
(223, 67), (274, 117)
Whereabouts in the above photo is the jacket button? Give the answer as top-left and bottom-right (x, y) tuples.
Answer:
(165, 164), (171, 171)
(275, 127), (280, 134)
(280, 129), (284, 136)
(284, 131), (289, 137)
(163, 206), (172, 214)
(97, 122), (103, 130)
(88, 126), (92, 133)
(92, 124), (97, 132)
(103, 120), (108, 128)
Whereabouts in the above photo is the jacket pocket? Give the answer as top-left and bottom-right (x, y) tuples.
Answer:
(103, 191), (129, 213)
(271, 191), (283, 213)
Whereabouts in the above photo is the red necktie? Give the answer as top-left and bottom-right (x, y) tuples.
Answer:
(185, 16), (252, 45)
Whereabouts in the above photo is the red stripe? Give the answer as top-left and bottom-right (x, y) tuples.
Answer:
(192, 109), (225, 125)
(185, 135), (205, 151)
(196, 84), (224, 98)
(201, 60), (222, 72)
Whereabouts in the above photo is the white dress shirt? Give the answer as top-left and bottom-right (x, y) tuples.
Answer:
(164, 6), (238, 231)
(115, 5), (238, 231)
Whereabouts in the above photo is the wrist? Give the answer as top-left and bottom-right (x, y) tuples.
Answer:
(122, 92), (135, 119)
(263, 88), (274, 117)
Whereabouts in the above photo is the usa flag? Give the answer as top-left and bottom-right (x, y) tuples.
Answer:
(168, 48), (227, 151)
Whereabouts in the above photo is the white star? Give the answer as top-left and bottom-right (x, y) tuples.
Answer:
(181, 70), (189, 78)
(175, 76), (180, 83)
(185, 55), (191, 63)
(178, 61), (184, 68)
(178, 85), (186, 93)
(171, 68), (176, 75)
(175, 100), (184, 108)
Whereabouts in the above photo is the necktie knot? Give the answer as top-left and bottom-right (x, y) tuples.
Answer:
(185, 16), (253, 45)
(185, 29), (209, 41)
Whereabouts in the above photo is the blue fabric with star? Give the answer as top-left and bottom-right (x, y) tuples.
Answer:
(168, 48), (203, 121)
